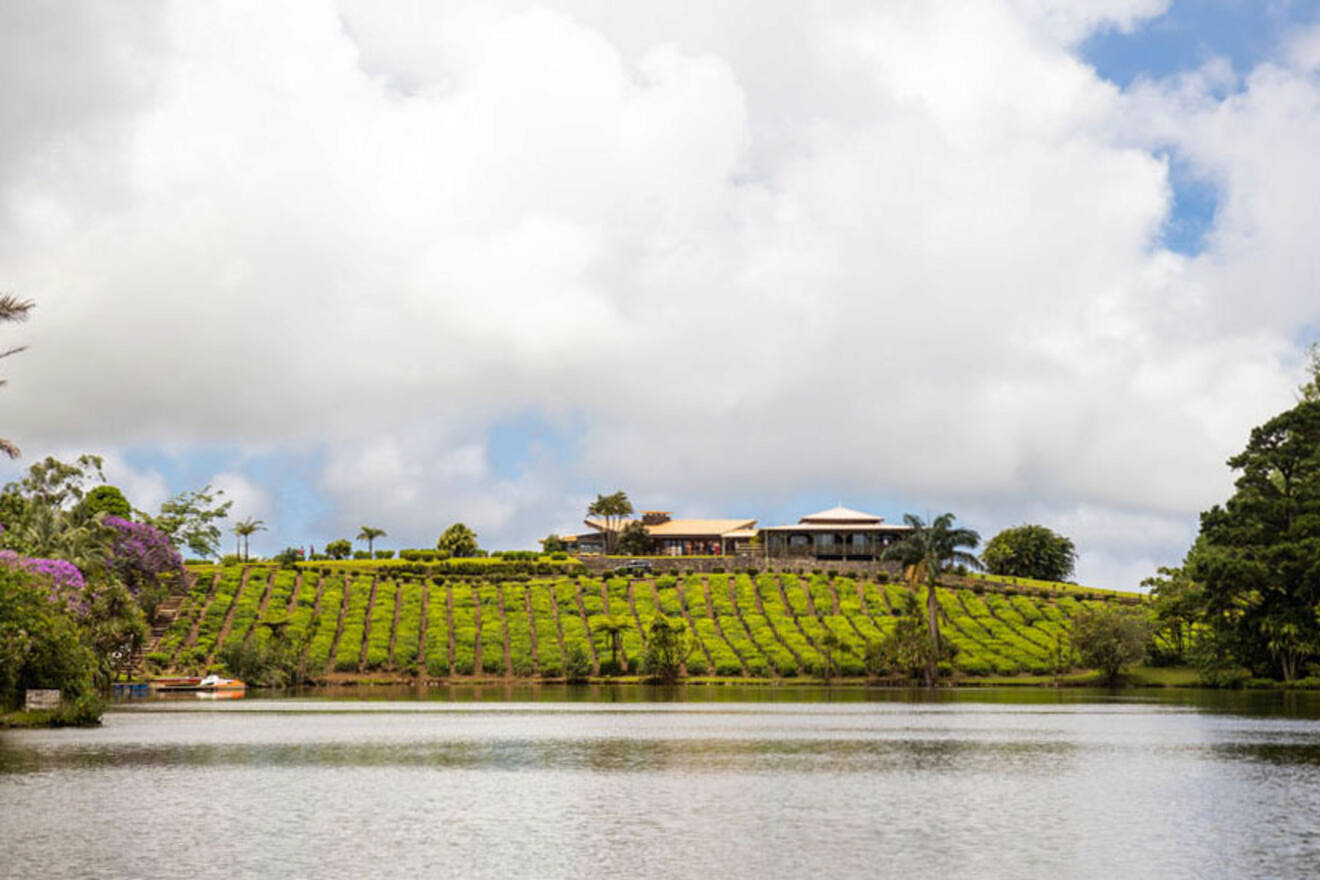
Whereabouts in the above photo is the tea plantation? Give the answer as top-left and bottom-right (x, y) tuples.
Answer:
(148, 564), (1142, 681)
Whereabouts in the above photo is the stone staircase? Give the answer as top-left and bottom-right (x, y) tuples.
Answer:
(127, 595), (187, 675)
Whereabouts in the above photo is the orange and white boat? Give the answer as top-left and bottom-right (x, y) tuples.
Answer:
(153, 674), (246, 694)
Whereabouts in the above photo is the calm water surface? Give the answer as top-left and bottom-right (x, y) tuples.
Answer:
(4, 686), (1320, 879)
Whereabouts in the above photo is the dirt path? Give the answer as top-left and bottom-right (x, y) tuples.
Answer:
(702, 577), (749, 677)
(358, 575), (380, 672)
(572, 579), (601, 676)
(180, 569), (222, 653)
(242, 569), (277, 648)
(728, 577), (781, 677)
(495, 583), (513, 677)
(204, 567), (253, 665)
(524, 586), (540, 677)
(325, 574), (352, 671)
(472, 582), (483, 677)
(445, 581), (456, 676)
(802, 579), (822, 619)
(387, 578), (404, 668)
(286, 572), (303, 616)
(297, 571), (329, 668)
(754, 576), (805, 669)
(827, 579), (869, 642)
(858, 578), (891, 632)
(776, 576), (825, 658)
(673, 580), (715, 673)
(547, 583), (569, 667)
(417, 579), (430, 677)
(625, 582), (650, 675)
(599, 580), (629, 672)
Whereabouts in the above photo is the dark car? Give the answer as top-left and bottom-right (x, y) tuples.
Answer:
(613, 559), (654, 576)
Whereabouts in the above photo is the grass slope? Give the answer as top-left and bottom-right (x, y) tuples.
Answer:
(165, 564), (1145, 682)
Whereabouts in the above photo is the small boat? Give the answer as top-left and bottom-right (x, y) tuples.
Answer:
(152, 674), (246, 694)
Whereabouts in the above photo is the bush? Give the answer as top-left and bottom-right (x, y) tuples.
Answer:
(324, 539), (352, 560)
(374, 550), (395, 560)
(217, 638), (300, 688)
(272, 547), (303, 568)
(0, 568), (101, 714)
(563, 644), (591, 682)
(1072, 606), (1151, 685)
(352, 551), (371, 560)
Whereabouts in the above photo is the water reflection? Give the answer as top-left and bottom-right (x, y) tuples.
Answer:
(5, 691), (1320, 879)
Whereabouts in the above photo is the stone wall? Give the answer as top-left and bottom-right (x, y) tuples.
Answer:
(579, 555), (904, 577)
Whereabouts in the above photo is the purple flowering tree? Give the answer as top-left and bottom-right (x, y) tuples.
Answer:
(0, 549), (89, 614)
(101, 515), (185, 600)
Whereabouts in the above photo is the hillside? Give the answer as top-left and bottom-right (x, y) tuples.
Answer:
(147, 563), (1144, 681)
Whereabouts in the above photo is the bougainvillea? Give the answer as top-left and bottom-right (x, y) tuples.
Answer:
(0, 549), (88, 613)
(102, 515), (185, 596)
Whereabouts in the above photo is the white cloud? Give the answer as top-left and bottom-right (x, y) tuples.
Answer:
(2, 1), (1318, 585)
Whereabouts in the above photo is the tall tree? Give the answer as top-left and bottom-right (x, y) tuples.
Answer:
(1299, 342), (1320, 403)
(357, 526), (386, 555)
(882, 513), (981, 686)
(981, 524), (1076, 582)
(145, 485), (232, 559)
(587, 491), (633, 555)
(233, 516), (266, 561)
(1190, 400), (1320, 680)
(0, 293), (34, 459)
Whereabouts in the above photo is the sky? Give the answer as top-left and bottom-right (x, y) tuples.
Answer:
(2, 0), (1320, 588)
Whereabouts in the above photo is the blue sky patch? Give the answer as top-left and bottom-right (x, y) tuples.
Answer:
(1080, 0), (1315, 89)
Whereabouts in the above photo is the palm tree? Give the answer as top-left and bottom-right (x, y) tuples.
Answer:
(595, 615), (630, 673)
(0, 293), (35, 459)
(882, 513), (981, 687)
(587, 491), (633, 555)
(357, 526), (386, 555)
(233, 516), (266, 561)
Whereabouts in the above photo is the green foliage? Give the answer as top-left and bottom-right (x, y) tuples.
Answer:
(982, 524), (1077, 582)
(81, 580), (148, 687)
(1191, 400), (1320, 680)
(615, 521), (653, 556)
(217, 631), (301, 687)
(642, 616), (688, 683)
(324, 539), (352, 560)
(437, 523), (479, 558)
(864, 592), (948, 680)
(540, 534), (566, 553)
(1299, 342), (1320, 403)
(1072, 605), (1151, 685)
(0, 568), (98, 711)
(78, 485), (132, 520)
(374, 550), (395, 560)
(146, 484), (232, 559)
(0, 455), (115, 571)
(1141, 558), (1203, 665)
(352, 551), (371, 560)
(273, 547), (303, 568)
(563, 643), (591, 682)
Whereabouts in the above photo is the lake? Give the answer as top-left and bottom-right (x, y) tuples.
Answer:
(4, 686), (1320, 879)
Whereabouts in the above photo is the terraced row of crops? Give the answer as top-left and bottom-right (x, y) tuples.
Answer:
(151, 565), (1132, 679)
